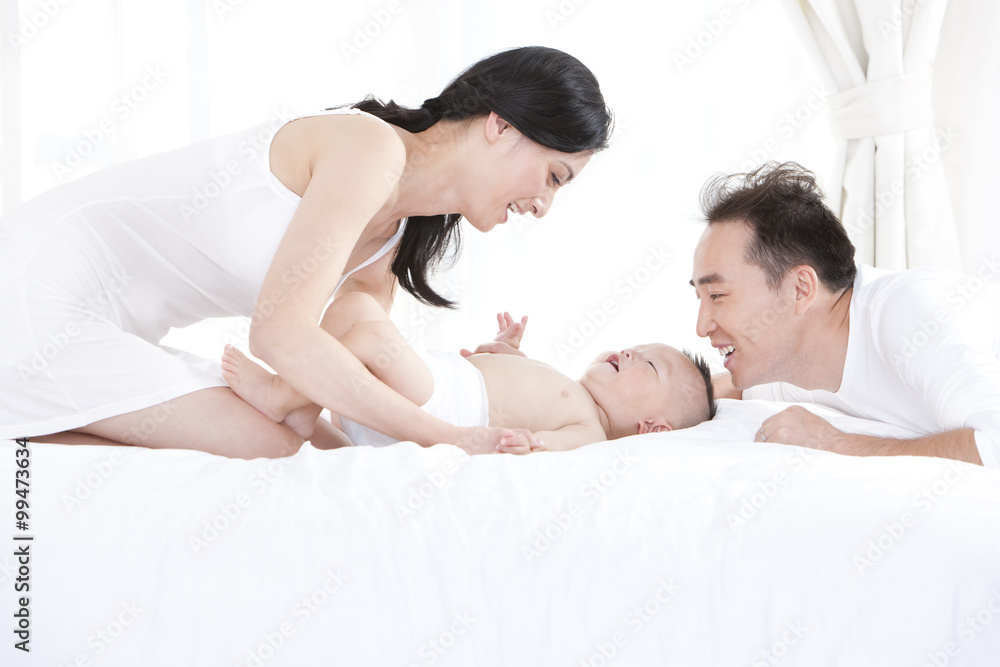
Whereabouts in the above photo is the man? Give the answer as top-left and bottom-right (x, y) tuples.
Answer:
(690, 162), (999, 467)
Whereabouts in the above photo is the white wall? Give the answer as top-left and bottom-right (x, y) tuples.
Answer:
(1, 0), (995, 380)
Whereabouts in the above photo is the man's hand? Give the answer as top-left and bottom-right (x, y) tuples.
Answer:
(754, 406), (984, 465)
(461, 312), (528, 358)
(495, 427), (545, 455)
(754, 406), (846, 452)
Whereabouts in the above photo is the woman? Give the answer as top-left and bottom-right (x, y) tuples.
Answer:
(0, 46), (612, 457)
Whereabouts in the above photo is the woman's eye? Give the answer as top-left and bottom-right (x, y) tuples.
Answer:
(710, 294), (723, 301)
(552, 173), (561, 186)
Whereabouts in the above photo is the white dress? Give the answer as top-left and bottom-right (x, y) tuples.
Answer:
(0, 108), (404, 439)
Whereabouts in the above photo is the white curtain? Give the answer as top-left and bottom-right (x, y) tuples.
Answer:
(780, 0), (962, 271)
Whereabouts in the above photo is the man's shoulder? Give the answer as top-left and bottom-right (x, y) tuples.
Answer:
(856, 264), (958, 298)
(856, 263), (999, 318)
(852, 264), (989, 320)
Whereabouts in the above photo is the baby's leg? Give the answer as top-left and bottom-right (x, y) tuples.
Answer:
(222, 292), (434, 435)
(322, 292), (434, 407)
(221, 345), (321, 439)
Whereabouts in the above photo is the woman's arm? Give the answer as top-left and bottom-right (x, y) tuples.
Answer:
(248, 116), (481, 449)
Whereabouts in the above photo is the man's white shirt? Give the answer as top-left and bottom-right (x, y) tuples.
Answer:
(745, 264), (1000, 468)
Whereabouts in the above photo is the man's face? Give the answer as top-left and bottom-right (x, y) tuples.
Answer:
(690, 221), (797, 390)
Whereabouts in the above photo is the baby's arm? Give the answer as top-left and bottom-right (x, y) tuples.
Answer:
(711, 371), (742, 400)
(461, 312), (528, 357)
(496, 423), (606, 455)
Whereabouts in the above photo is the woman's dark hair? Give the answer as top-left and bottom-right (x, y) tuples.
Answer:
(340, 46), (613, 307)
(700, 162), (857, 294)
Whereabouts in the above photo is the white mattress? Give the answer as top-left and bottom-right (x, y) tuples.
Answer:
(2, 399), (999, 666)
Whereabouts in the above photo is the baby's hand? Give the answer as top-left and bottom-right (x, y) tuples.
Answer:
(461, 312), (529, 357)
(452, 426), (510, 455)
(496, 428), (545, 455)
(494, 312), (528, 349)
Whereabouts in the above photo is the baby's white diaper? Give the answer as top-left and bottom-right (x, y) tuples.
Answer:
(339, 349), (489, 447)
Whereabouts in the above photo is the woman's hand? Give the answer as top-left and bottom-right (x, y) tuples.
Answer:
(450, 426), (506, 455)
(460, 312), (528, 357)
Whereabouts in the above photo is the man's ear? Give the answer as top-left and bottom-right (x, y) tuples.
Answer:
(638, 419), (673, 434)
(483, 111), (512, 145)
(789, 265), (820, 315)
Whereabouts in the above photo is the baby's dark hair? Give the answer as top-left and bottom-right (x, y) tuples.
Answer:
(683, 349), (717, 423)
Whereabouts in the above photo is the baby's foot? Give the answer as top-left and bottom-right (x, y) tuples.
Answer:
(221, 344), (290, 424)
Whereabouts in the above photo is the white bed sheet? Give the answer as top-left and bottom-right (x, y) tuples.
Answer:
(2, 399), (999, 666)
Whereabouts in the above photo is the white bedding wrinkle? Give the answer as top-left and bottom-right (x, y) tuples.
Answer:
(1, 403), (998, 666)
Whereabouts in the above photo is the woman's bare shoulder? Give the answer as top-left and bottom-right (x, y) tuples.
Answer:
(279, 112), (403, 159)
(271, 111), (406, 195)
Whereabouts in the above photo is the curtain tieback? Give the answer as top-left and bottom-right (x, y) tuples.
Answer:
(827, 69), (934, 140)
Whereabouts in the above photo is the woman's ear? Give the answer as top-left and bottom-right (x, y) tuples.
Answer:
(483, 111), (512, 145)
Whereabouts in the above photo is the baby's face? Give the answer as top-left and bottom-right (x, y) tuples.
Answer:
(578, 343), (704, 437)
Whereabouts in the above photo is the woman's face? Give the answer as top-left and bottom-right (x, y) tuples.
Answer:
(464, 118), (593, 232)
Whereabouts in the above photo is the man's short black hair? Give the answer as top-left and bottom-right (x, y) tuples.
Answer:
(700, 161), (857, 293)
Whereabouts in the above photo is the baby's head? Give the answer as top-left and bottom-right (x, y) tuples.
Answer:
(578, 343), (716, 440)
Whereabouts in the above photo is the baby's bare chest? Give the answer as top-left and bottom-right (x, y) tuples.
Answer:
(466, 355), (599, 431)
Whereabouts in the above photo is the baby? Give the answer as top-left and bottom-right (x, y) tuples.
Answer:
(222, 292), (716, 453)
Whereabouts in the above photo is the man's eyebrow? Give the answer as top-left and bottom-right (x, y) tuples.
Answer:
(688, 273), (725, 287)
